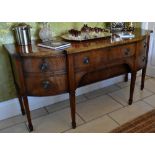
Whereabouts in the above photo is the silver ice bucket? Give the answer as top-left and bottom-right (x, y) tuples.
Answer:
(12, 23), (32, 45)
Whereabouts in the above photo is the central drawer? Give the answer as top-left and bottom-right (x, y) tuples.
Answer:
(74, 43), (135, 70)
(23, 55), (66, 73)
(73, 48), (109, 70)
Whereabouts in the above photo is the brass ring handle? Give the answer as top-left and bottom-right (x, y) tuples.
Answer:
(40, 62), (48, 72)
(142, 56), (146, 62)
(83, 57), (89, 64)
(42, 80), (51, 89)
(144, 42), (147, 48)
(124, 48), (130, 55)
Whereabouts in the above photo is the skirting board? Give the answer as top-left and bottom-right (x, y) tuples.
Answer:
(0, 74), (132, 121)
(147, 66), (155, 77)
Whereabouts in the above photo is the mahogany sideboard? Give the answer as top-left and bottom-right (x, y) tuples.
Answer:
(4, 29), (151, 132)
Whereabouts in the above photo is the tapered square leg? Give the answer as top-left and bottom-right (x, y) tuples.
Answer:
(69, 92), (76, 129)
(141, 67), (146, 90)
(23, 96), (33, 132)
(129, 71), (137, 105)
(124, 73), (128, 82)
(18, 96), (25, 115)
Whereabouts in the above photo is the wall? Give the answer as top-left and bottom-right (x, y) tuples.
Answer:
(0, 22), (141, 120)
(144, 22), (155, 77)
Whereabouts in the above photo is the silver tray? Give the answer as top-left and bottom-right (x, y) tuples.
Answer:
(61, 32), (112, 41)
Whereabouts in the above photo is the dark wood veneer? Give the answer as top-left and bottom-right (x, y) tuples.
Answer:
(4, 29), (151, 131)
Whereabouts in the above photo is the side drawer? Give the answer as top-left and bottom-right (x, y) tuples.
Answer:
(109, 43), (135, 61)
(23, 55), (66, 73)
(137, 39), (147, 69)
(25, 73), (68, 96)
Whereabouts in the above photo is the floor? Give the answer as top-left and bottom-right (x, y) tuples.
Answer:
(1, 75), (155, 133)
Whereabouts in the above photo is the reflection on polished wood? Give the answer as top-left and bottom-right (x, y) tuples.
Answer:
(4, 28), (151, 131)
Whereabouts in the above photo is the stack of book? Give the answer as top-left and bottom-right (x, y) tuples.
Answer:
(38, 41), (71, 50)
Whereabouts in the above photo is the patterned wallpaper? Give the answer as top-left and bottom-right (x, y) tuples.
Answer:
(0, 22), (141, 45)
(0, 22), (106, 45)
(0, 22), (141, 102)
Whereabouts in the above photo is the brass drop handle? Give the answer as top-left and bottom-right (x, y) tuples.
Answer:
(144, 42), (147, 48)
(42, 80), (51, 89)
(40, 62), (48, 72)
(124, 48), (130, 55)
(142, 56), (146, 62)
(83, 57), (89, 64)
